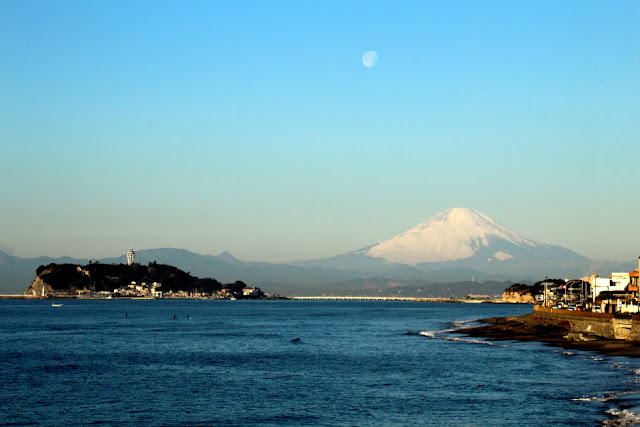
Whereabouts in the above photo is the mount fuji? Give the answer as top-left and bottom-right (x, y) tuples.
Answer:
(365, 207), (540, 264)
(294, 208), (591, 279)
(1, 208), (611, 296)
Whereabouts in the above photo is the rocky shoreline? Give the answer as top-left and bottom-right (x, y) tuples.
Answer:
(456, 313), (640, 358)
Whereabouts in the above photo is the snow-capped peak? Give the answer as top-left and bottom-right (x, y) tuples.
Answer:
(214, 251), (241, 263)
(365, 208), (539, 265)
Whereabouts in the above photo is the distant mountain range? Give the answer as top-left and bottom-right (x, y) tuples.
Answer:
(1, 208), (637, 296)
(292, 208), (597, 278)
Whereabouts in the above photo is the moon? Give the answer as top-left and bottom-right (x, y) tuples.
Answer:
(362, 50), (378, 68)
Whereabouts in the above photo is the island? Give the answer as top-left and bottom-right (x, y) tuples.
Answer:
(23, 261), (272, 300)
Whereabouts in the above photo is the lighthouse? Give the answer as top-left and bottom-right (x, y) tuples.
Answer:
(127, 247), (135, 265)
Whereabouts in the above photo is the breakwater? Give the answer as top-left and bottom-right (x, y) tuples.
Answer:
(291, 296), (495, 303)
(533, 305), (640, 341)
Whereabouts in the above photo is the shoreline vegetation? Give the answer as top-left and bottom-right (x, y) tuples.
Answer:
(455, 313), (640, 358)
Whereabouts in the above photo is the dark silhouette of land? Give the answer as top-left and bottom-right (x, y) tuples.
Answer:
(456, 314), (640, 358)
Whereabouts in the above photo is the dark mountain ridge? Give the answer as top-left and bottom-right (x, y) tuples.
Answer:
(2, 247), (637, 297)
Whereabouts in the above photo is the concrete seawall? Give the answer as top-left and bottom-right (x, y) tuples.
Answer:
(533, 305), (640, 341)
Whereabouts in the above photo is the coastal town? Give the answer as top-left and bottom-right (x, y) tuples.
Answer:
(75, 281), (265, 300)
(479, 256), (640, 346)
(533, 256), (640, 315)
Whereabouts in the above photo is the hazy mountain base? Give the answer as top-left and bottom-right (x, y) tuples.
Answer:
(293, 238), (593, 279)
(1, 248), (637, 296)
(262, 278), (515, 298)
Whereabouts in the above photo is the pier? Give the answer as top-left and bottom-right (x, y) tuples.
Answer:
(291, 296), (496, 303)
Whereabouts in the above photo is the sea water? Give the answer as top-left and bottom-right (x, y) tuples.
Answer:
(1, 299), (639, 426)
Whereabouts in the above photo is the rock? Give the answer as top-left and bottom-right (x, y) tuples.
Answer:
(24, 275), (53, 298)
(502, 290), (535, 304)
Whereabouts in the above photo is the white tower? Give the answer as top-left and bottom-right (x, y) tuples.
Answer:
(127, 247), (135, 265)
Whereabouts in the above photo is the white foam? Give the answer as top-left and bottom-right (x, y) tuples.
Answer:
(573, 390), (639, 404)
(603, 408), (640, 426)
(441, 336), (496, 346)
(419, 331), (437, 339)
(449, 320), (473, 329)
(572, 396), (610, 402)
(418, 330), (496, 346)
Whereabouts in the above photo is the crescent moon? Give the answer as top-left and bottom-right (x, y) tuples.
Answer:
(362, 51), (378, 68)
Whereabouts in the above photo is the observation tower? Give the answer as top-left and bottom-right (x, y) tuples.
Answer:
(127, 247), (135, 265)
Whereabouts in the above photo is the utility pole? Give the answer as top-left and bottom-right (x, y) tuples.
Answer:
(592, 274), (596, 312)
(569, 281), (573, 303)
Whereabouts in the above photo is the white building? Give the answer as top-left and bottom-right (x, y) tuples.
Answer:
(584, 273), (630, 300)
(127, 248), (135, 265)
(242, 287), (260, 297)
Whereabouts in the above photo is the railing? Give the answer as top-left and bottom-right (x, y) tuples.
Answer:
(533, 305), (614, 319)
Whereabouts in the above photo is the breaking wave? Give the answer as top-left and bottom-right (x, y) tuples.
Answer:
(572, 396), (611, 402)
(573, 388), (640, 425)
(571, 391), (635, 402)
(448, 319), (473, 329)
(415, 328), (496, 346)
(421, 332), (497, 345)
(604, 408), (640, 426)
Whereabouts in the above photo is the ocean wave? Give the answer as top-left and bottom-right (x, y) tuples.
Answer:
(448, 319), (473, 329)
(573, 390), (640, 403)
(408, 319), (475, 337)
(572, 396), (611, 402)
(407, 326), (456, 337)
(604, 408), (640, 426)
(417, 330), (496, 345)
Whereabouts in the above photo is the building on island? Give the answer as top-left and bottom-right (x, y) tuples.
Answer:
(127, 247), (135, 265)
(242, 287), (262, 298)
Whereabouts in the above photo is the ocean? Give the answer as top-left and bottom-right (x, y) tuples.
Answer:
(1, 299), (639, 426)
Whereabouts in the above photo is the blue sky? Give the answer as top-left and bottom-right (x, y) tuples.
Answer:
(1, 1), (639, 261)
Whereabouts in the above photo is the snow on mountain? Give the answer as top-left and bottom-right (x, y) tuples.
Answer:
(491, 251), (514, 261)
(213, 251), (241, 263)
(365, 207), (541, 265)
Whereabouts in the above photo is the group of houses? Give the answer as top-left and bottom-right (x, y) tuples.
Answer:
(77, 283), (265, 300)
(541, 257), (640, 314)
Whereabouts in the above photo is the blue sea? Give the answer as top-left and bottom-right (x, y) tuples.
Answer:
(1, 300), (640, 426)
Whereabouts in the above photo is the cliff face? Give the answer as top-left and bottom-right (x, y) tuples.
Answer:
(502, 290), (535, 303)
(24, 275), (54, 298)
(501, 282), (542, 303)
